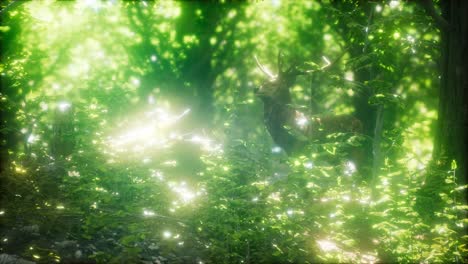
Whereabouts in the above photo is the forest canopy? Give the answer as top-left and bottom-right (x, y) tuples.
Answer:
(0, 0), (467, 263)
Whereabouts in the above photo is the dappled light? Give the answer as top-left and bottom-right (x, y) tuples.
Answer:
(0, 0), (466, 263)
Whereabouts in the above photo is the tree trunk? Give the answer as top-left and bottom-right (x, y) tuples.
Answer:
(0, 4), (22, 173)
(434, 0), (468, 190)
(175, 2), (245, 122)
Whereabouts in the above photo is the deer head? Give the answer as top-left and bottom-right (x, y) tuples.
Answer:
(254, 52), (302, 106)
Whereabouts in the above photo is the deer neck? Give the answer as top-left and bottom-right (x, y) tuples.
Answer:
(261, 95), (299, 154)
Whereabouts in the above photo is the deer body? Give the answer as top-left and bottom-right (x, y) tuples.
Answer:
(305, 114), (363, 141)
(260, 95), (362, 154)
(255, 54), (363, 156)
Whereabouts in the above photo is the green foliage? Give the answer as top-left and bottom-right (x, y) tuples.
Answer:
(0, 1), (466, 263)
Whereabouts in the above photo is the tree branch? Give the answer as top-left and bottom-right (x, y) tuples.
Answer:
(420, 0), (450, 31)
(0, 0), (23, 17)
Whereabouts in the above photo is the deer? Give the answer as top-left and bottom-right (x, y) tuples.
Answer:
(255, 53), (365, 170)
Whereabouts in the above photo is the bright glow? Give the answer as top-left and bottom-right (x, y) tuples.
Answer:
(132, 78), (140, 86)
(0, 211), (4, 215)
(112, 124), (159, 147)
(271, 0), (281, 7)
(146, 108), (190, 126)
(40, 102), (48, 111)
(108, 107), (191, 153)
(14, 164), (27, 174)
(268, 192), (281, 202)
(163, 231), (172, 238)
(163, 160), (177, 166)
(151, 55), (157, 61)
(361, 254), (378, 263)
(52, 83), (60, 90)
(272, 146), (282, 153)
(171, 182), (198, 203)
(382, 178), (389, 186)
(322, 56), (331, 67)
(345, 71), (354, 81)
(148, 95), (155, 104)
(58, 101), (71, 112)
(68, 171), (80, 177)
(67, 61), (90, 77)
(296, 116), (308, 128)
(143, 209), (156, 216)
(344, 161), (357, 176)
(293, 108), (309, 128)
(317, 240), (339, 252)
(304, 161), (313, 169)
(389, 0), (399, 9)
(27, 134), (38, 144)
(56, 205), (65, 210)
(29, 3), (54, 22)
(82, 0), (102, 11)
(435, 224), (447, 234)
(375, 5), (382, 12)
(150, 170), (164, 180)
(189, 135), (222, 153)
(359, 196), (370, 204)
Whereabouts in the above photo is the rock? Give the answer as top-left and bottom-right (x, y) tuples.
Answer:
(0, 254), (35, 264)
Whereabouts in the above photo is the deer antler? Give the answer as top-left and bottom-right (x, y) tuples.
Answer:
(254, 55), (277, 80)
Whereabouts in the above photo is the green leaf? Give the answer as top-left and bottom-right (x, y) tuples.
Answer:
(451, 160), (457, 170)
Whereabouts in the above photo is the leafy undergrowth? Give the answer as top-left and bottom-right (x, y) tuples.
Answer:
(1, 132), (466, 263)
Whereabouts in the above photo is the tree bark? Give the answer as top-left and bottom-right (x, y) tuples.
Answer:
(434, 0), (468, 190)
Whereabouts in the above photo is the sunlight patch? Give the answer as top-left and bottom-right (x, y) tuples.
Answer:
(317, 239), (338, 252)
(168, 181), (205, 205)
(344, 160), (357, 176)
(105, 106), (222, 159)
(106, 107), (190, 153)
(57, 101), (71, 112)
(163, 231), (172, 239)
(143, 209), (156, 217)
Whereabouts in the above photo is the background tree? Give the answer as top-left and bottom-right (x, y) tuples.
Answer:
(434, 0), (467, 188)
